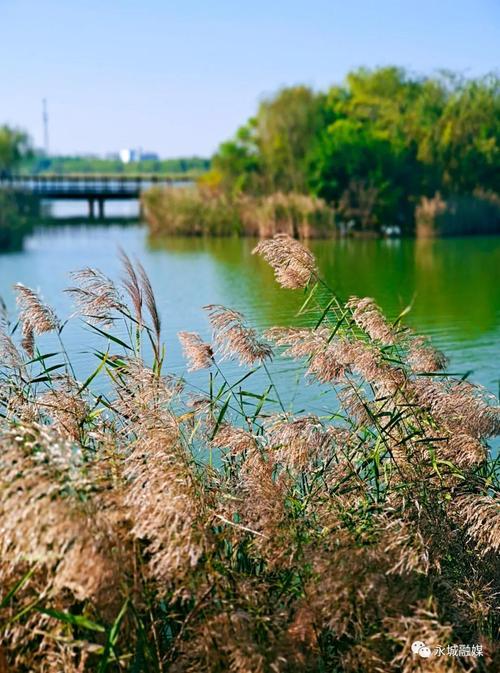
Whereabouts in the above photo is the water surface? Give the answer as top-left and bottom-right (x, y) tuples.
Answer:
(1, 222), (499, 411)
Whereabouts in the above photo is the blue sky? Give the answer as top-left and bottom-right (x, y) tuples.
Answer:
(1, 0), (499, 157)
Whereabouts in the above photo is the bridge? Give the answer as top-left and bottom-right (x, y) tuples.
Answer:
(0, 173), (193, 219)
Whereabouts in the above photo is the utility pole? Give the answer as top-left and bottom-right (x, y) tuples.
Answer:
(42, 98), (49, 155)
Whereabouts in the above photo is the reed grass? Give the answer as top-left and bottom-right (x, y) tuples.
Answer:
(416, 191), (500, 237)
(142, 187), (336, 239)
(0, 236), (499, 672)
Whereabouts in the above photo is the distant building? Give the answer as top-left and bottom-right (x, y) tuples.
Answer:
(139, 152), (159, 161)
(119, 148), (159, 163)
(119, 148), (139, 164)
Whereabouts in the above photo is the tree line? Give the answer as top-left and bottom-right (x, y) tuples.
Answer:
(21, 155), (210, 175)
(210, 67), (499, 231)
(0, 126), (210, 177)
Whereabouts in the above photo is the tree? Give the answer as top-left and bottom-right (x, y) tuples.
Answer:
(0, 126), (31, 174)
(211, 68), (500, 231)
(212, 87), (327, 194)
(212, 121), (261, 194)
(307, 119), (405, 228)
(255, 86), (327, 192)
(433, 75), (500, 193)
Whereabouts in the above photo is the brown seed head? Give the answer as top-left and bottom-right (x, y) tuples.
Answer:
(205, 305), (272, 366)
(178, 331), (214, 372)
(252, 233), (318, 289)
(66, 268), (125, 324)
(407, 336), (447, 373)
(14, 283), (59, 335)
(347, 296), (396, 345)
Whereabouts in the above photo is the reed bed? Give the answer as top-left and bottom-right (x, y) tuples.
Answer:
(142, 187), (335, 238)
(415, 191), (500, 237)
(0, 237), (499, 672)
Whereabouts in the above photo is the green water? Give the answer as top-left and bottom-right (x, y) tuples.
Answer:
(0, 222), (499, 406)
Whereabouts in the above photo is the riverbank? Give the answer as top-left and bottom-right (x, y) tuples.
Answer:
(142, 185), (500, 239)
(142, 187), (335, 238)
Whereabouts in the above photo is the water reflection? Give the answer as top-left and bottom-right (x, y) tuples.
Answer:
(0, 223), (499, 396)
(149, 233), (500, 391)
(305, 237), (500, 339)
(150, 233), (500, 338)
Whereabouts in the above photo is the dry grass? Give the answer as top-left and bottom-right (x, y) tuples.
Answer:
(142, 187), (335, 239)
(0, 235), (499, 672)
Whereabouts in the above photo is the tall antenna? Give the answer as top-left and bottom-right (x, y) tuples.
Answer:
(42, 98), (49, 155)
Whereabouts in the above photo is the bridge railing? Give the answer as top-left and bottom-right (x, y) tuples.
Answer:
(0, 173), (194, 195)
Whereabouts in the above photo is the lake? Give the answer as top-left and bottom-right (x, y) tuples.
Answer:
(1, 218), (499, 422)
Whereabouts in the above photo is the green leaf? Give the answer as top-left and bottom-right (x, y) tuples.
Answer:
(297, 282), (318, 316)
(78, 350), (109, 394)
(314, 296), (336, 329)
(210, 395), (231, 440)
(0, 566), (36, 609)
(87, 323), (133, 351)
(38, 607), (105, 633)
(29, 362), (66, 383)
(98, 599), (129, 673)
(25, 352), (60, 365)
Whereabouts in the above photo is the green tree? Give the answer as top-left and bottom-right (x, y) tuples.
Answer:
(213, 86), (327, 194)
(307, 119), (406, 228)
(255, 86), (327, 192)
(0, 126), (31, 173)
(211, 67), (500, 231)
(433, 75), (500, 193)
(212, 121), (261, 194)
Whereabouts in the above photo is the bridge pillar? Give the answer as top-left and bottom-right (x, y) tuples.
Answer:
(88, 199), (95, 219)
(98, 199), (105, 220)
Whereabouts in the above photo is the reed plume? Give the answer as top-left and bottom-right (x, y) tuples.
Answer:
(178, 331), (214, 372)
(205, 304), (272, 366)
(119, 248), (143, 326)
(211, 423), (257, 455)
(38, 375), (89, 441)
(265, 327), (349, 382)
(252, 233), (318, 289)
(14, 284), (59, 336)
(265, 414), (333, 469)
(66, 267), (125, 324)
(137, 259), (162, 351)
(413, 378), (500, 438)
(453, 495), (500, 555)
(347, 296), (397, 345)
(13, 284), (58, 357)
(407, 335), (447, 373)
(0, 329), (23, 370)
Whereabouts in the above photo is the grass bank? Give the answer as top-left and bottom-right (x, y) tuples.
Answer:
(142, 186), (336, 238)
(1, 237), (499, 671)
